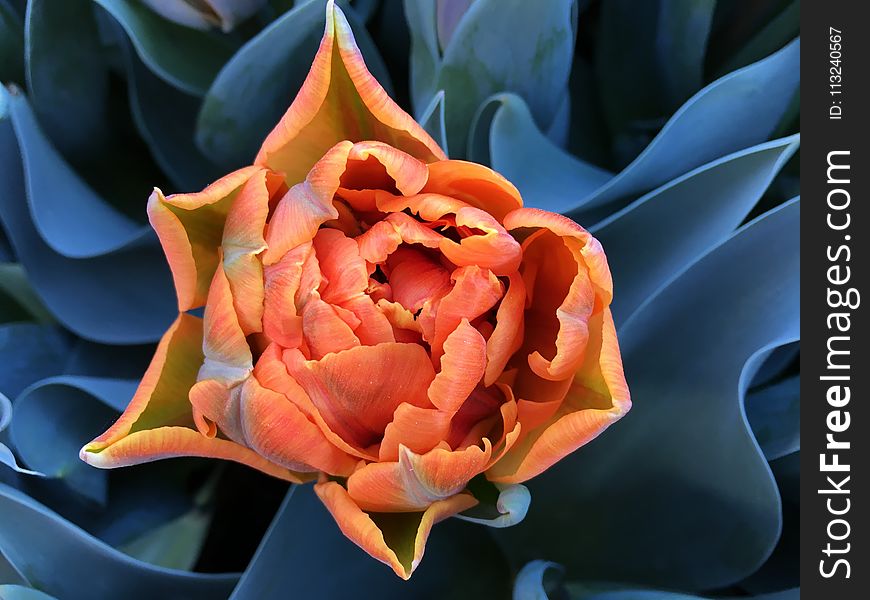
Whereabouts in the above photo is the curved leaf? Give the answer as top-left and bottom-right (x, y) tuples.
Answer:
(230, 485), (510, 599)
(0, 483), (238, 600)
(418, 89), (448, 156)
(745, 376), (799, 461)
(0, 585), (58, 600)
(513, 560), (563, 600)
(457, 481), (530, 528)
(196, 0), (393, 169)
(0, 93), (175, 344)
(479, 39), (799, 217)
(430, 0), (576, 157)
(592, 134), (799, 324)
(92, 0), (237, 96)
(0, 264), (52, 324)
(1, 392), (43, 477)
(495, 200), (799, 590)
(0, 323), (69, 398)
(9, 377), (137, 503)
(25, 0), (110, 160)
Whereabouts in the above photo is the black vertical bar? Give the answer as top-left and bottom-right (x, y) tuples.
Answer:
(801, 1), (868, 597)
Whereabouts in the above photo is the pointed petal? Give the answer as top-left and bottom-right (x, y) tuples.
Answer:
(148, 166), (262, 310)
(487, 309), (630, 483)
(314, 480), (476, 579)
(255, 0), (445, 184)
(80, 314), (307, 482)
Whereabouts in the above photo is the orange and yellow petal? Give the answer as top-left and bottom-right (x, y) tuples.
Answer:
(379, 404), (453, 462)
(147, 166), (262, 311)
(485, 272), (526, 386)
(346, 441), (491, 512)
(314, 480), (476, 579)
(255, 0), (444, 185)
(199, 263), (253, 383)
(487, 308), (630, 483)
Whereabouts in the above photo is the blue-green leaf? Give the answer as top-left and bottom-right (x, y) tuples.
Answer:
(513, 560), (563, 600)
(596, 0), (716, 160)
(0, 585), (58, 600)
(417, 89), (448, 156)
(0, 92), (175, 344)
(479, 39), (799, 217)
(196, 0), (393, 170)
(230, 485), (509, 599)
(25, 0), (110, 160)
(413, 0), (575, 157)
(118, 33), (222, 192)
(92, 0), (237, 96)
(0, 323), (69, 398)
(745, 376), (799, 461)
(495, 200), (799, 590)
(0, 483), (239, 600)
(9, 377), (137, 504)
(1, 392), (43, 477)
(457, 481), (530, 528)
(592, 135), (799, 324)
(0, 264), (52, 324)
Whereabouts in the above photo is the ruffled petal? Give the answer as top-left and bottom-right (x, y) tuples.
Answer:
(422, 160), (523, 221)
(199, 263), (253, 384)
(263, 242), (311, 349)
(262, 141), (350, 265)
(255, 0), (445, 184)
(148, 166), (262, 310)
(221, 170), (284, 334)
(314, 480), (476, 579)
(485, 272), (526, 386)
(379, 404), (453, 462)
(487, 308), (630, 483)
(347, 441), (491, 512)
(428, 319), (487, 413)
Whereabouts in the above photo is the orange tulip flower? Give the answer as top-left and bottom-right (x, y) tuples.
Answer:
(81, 0), (630, 579)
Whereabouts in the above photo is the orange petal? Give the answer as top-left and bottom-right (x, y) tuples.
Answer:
(263, 243), (311, 349)
(313, 228), (368, 304)
(256, 344), (373, 461)
(343, 141), (430, 196)
(255, 0), (445, 185)
(487, 308), (630, 483)
(221, 170), (283, 335)
(422, 160), (523, 221)
(148, 166), (261, 310)
(262, 141), (350, 265)
(429, 266), (503, 363)
(379, 403), (453, 462)
(314, 480), (476, 579)
(239, 375), (357, 476)
(188, 378), (245, 444)
(386, 248), (452, 313)
(286, 343), (436, 450)
(347, 441), (491, 512)
(504, 208), (611, 382)
(80, 314), (308, 483)
(199, 262), (253, 384)
(302, 295), (362, 359)
(439, 207), (522, 276)
(485, 272), (526, 386)
(428, 319), (487, 412)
